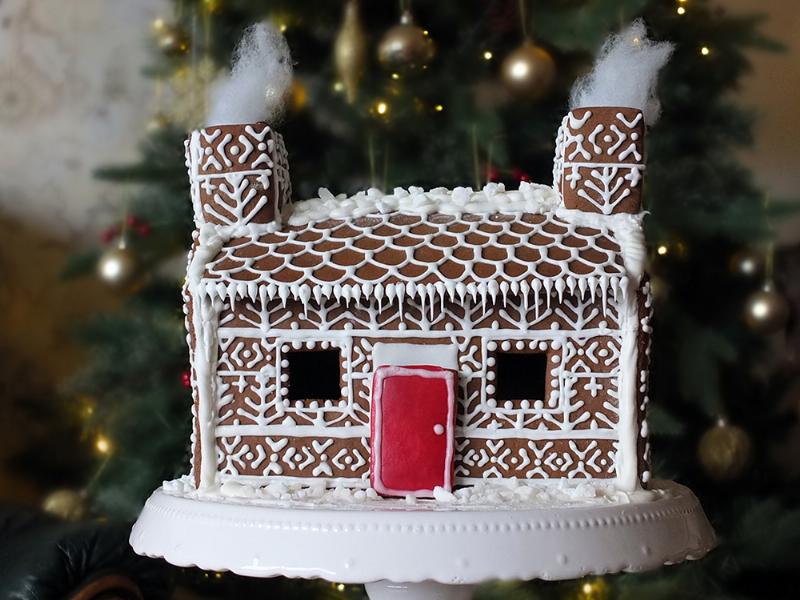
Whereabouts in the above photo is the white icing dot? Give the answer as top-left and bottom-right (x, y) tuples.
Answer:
(344, 323), (353, 330)
(528, 341), (537, 349)
(555, 457), (563, 466)
(550, 379), (558, 388)
(603, 134), (613, 142)
(598, 349), (609, 358)
(515, 340), (525, 350)
(282, 399), (290, 407)
(600, 458), (608, 466)
(599, 320), (608, 329)
(538, 341), (548, 351)
(486, 372), (495, 381)
(486, 357), (496, 367)
(204, 147), (212, 155)
(550, 322), (560, 330)
(511, 457), (518, 464)
(338, 400), (347, 408)
(294, 400), (304, 408)
(551, 341), (562, 350)
(445, 323), (454, 331)
(501, 341), (511, 351)
(551, 355), (561, 363)
(491, 321), (499, 330)
(341, 387), (349, 397)
(230, 145), (240, 155)
(487, 341), (497, 351)
(257, 142), (267, 150)
(280, 373), (289, 383)
(280, 387), (289, 396)
(490, 456), (497, 464)
(290, 322), (299, 330)
(242, 349), (252, 359)
(281, 345), (290, 353)
(292, 341), (302, 349)
(310, 401), (319, 409)
(245, 452), (254, 460)
(305, 340), (315, 349)
(321, 341), (330, 349)
(270, 453), (279, 462)
(344, 455), (353, 465)
(398, 323), (407, 331)
(281, 359), (289, 368)
(521, 400), (531, 409)
(320, 454), (328, 461)
(577, 348), (585, 356)
(504, 401), (514, 410)
(486, 384), (496, 394)
(487, 399), (497, 408)
(324, 400), (333, 408)
(534, 400), (544, 410)
(631, 133), (640, 140)
(534, 459), (542, 466)
(433, 424), (445, 435)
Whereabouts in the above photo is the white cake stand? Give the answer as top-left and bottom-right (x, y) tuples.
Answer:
(130, 480), (715, 600)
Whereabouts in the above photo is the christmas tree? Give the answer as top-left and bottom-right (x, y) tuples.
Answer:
(69, 0), (799, 597)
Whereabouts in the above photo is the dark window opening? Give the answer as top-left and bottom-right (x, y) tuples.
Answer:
(494, 352), (547, 401)
(286, 350), (340, 400)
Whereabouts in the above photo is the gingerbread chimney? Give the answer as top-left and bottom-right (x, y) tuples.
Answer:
(185, 122), (291, 229)
(554, 107), (645, 215)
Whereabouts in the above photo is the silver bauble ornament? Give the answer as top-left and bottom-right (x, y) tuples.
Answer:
(698, 420), (752, 481)
(377, 10), (435, 72)
(97, 243), (138, 288)
(500, 40), (556, 100)
(744, 282), (790, 335)
(334, 0), (368, 103)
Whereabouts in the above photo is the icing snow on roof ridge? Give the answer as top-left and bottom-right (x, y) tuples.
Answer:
(286, 181), (561, 226)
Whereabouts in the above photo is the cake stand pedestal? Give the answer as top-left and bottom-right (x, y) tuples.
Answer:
(130, 480), (714, 600)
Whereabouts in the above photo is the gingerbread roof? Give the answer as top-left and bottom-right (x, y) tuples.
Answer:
(198, 184), (644, 311)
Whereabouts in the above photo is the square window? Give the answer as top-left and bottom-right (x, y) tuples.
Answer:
(494, 352), (547, 401)
(286, 349), (341, 400)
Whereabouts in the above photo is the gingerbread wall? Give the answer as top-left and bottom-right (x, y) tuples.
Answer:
(195, 290), (642, 487)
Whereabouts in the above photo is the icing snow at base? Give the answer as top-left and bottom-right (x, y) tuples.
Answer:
(162, 476), (664, 510)
(286, 182), (561, 226)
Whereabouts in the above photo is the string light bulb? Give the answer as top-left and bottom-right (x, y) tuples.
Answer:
(701, 46), (711, 56)
(374, 100), (389, 116)
(677, 6), (686, 15)
(434, 104), (444, 112)
(96, 435), (111, 454)
(656, 244), (669, 256)
(483, 50), (493, 60)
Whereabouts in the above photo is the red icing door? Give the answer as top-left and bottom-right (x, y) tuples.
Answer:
(370, 365), (457, 498)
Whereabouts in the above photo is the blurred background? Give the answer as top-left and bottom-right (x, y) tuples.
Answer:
(1, 0), (799, 598)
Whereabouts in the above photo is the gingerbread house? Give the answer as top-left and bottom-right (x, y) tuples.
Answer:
(183, 106), (652, 499)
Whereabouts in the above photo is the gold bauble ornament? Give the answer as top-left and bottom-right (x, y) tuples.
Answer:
(42, 489), (87, 521)
(334, 0), (368, 104)
(97, 243), (138, 289)
(500, 40), (556, 100)
(743, 282), (790, 335)
(377, 10), (435, 72)
(698, 420), (753, 481)
(154, 21), (190, 56)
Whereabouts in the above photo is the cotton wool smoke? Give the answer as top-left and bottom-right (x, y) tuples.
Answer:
(207, 23), (293, 126)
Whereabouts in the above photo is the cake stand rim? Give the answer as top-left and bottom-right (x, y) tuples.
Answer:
(129, 479), (716, 584)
